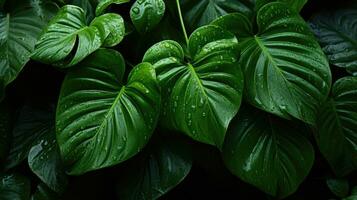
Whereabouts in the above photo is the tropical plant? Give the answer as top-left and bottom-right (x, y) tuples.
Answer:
(0, 0), (356, 199)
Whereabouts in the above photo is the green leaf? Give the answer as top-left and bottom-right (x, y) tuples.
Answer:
(5, 105), (54, 169)
(28, 127), (68, 193)
(315, 76), (357, 176)
(130, 0), (165, 34)
(143, 25), (243, 148)
(96, 0), (130, 16)
(222, 106), (314, 198)
(117, 138), (192, 200)
(255, 0), (308, 12)
(212, 2), (331, 124)
(0, 173), (31, 200)
(32, 5), (125, 68)
(326, 178), (350, 198)
(309, 9), (357, 75)
(31, 184), (59, 200)
(0, 100), (12, 162)
(0, 2), (53, 94)
(180, 0), (256, 32)
(56, 49), (161, 175)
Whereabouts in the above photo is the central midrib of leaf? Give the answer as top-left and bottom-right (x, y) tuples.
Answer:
(187, 62), (221, 143)
(253, 35), (298, 114)
(93, 86), (126, 138)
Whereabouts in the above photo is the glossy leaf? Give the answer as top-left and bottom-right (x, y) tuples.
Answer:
(32, 5), (125, 68)
(31, 184), (59, 200)
(117, 138), (192, 200)
(56, 49), (161, 175)
(315, 77), (357, 176)
(181, 0), (256, 32)
(256, 0), (308, 12)
(309, 9), (357, 75)
(96, 0), (130, 16)
(28, 127), (68, 193)
(0, 173), (31, 200)
(5, 105), (54, 169)
(213, 2), (331, 124)
(0, 2), (54, 94)
(326, 178), (349, 198)
(222, 106), (314, 198)
(130, 0), (165, 33)
(143, 25), (243, 148)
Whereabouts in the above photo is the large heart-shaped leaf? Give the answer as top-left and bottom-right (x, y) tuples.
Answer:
(222, 106), (314, 198)
(315, 76), (357, 176)
(212, 2), (331, 124)
(309, 9), (357, 75)
(0, 173), (30, 200)
(130, 0), (165, 34)
(143, 25), (243, 148)
(180, 0), (256, 32)
(56, 49), (161, 175)
(32, 5), (125, 68)
(0, 1), (56, 95)
(96, 0), (130, 16)
(117, 138), (192, 200)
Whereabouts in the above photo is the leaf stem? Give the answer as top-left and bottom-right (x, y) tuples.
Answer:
(176, 0), (189, 45)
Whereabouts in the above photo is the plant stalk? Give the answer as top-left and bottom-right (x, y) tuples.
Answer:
(176, 0), (189, 45)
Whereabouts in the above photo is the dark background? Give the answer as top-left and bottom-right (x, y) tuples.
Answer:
(3, 0), (357, 199)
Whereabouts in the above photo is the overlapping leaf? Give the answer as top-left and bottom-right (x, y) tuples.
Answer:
(222, 106), (314, 198)
(315, 77), (357, 176)
(255, 0), (308, 12)
(143, 25), (243, 148)
(310, 9), (357, 75)
(0, 1), (56, 97)
(32, 5), (125, 68)
(117, 138), (192, 200)
(180, 0), (256, 32)
(212, 2), (331, 124)
(56, 49), (161, 175)
(4, 105), (67, 193)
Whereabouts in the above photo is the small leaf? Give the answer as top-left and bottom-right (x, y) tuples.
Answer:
(222, 106), (314, 198)
(130, 0), (165, 34)
(32, 5), (125, 68)
(0, 173), (31, 200)
(326, 178), (350, 198)
(309, 9), (357, 75)
(96, 0), (130, 16)
(213, 2), (331, 124)
(56, 49), (161, 175)
(315, 76), (357, 176)
(143, 25), (243, 148)
(117, 138), (192, 200)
